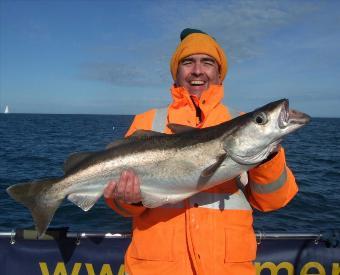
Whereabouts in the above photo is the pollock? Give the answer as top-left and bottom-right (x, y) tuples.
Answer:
(7, 99), (310, 237)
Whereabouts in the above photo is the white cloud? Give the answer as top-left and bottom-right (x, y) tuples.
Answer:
(81, 0), (319, 87)
(149, 0), (318, 61)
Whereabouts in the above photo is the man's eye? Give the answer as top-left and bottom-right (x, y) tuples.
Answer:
(181, 60), (192, 65)
(203, 60), (215, 66)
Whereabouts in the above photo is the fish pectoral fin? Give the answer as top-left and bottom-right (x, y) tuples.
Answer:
(67, 192), (101, 211)
(131, 129), (167, 137)
(201, 154), (227, 178)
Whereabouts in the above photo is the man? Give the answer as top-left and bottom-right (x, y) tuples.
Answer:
(104, 28), (298, 275)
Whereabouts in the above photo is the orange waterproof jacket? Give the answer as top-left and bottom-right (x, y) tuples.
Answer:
(106, 85), (298, 275)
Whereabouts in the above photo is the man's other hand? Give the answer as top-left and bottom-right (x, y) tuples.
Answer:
(103, 169), (142, 204)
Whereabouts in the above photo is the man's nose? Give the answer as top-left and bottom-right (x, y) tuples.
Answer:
(192, 62), (203, 75)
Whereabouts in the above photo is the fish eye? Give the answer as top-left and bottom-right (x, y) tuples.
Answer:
(254, 112), (268, 125)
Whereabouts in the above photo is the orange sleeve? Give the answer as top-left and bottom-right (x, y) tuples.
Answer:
(105, 109), (157, 217)
(105, 198), (146, 217)
(245, 147), (298, 212)
(124, 109), (156, 137)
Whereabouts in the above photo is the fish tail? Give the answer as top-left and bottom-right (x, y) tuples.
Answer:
(6, 178), (63, 238)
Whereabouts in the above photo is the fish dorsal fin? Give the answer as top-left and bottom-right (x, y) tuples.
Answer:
(106, 130), (167, 150)
(106, 139), (132, 149)
(67, 192), (102, 211)
(131, 129), (166, 137)
(167, 123), (196, 134)
(63, 152), (94, 173)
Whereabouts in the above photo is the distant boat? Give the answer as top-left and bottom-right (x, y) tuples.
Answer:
(4, 105), (9, 114)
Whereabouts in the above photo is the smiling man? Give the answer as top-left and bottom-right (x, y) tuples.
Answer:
(104, 28), (298, 275)
(176, 54), (222, 96)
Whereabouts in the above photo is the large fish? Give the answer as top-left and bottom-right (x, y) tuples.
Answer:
(7, 99), (310, 237)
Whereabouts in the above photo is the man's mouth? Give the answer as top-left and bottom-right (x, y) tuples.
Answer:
(190, 80), (206, 86)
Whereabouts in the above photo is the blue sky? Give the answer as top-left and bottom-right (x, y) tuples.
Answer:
(1, 0), (339, 117)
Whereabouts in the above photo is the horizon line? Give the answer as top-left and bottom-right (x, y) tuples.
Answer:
(1, 113), (339, 119)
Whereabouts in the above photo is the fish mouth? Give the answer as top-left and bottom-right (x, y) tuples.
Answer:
(278, 100), (311, 129)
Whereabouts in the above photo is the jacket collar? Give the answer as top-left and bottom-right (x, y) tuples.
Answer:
(170, 84), (224, 113)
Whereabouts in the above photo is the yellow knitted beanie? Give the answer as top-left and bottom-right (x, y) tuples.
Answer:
(170, 29), (228, 81)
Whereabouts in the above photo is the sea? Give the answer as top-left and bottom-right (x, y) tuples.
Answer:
(0, 114), (339, 234)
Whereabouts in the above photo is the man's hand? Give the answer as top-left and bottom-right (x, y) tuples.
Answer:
(103, 169), (142, 204)
(267, 143), (281, 160)
(259, 144), (281, 165)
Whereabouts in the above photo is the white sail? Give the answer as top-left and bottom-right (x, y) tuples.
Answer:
(4, 105), (9, 114)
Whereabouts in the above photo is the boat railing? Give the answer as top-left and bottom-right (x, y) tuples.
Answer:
(0, 229), (336, 243)
(1, 228), (339, 274)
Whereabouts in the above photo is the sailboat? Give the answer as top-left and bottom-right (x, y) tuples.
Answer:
(4, 105), (9, 114)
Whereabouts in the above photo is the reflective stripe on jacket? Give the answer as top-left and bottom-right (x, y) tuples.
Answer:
(105, 85), (298, 275)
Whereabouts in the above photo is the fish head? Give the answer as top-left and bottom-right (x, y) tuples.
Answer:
(223, 99), (310, 165)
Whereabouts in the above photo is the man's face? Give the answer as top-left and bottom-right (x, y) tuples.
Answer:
(175, 54), (221, 97)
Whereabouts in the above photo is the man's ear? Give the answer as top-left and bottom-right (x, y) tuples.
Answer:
(218, 67), (222, 84)
(174, 71), (180, 87)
